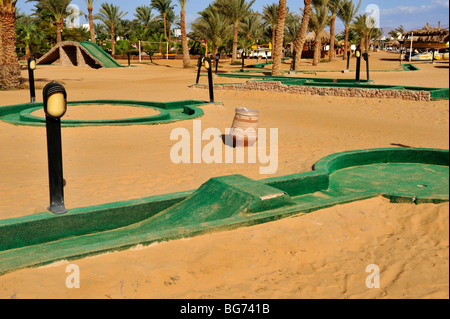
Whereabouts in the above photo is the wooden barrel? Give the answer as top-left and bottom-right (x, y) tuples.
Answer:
(231, 107), (259, 147)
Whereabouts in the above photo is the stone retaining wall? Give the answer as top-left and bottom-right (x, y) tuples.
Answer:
(197, 81), (432, 101)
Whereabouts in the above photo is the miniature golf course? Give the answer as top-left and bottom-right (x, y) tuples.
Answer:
(0, 100), (209, 127)
(0, 147), (448, 275)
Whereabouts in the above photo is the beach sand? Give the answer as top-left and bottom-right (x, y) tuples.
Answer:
(0, 51), (448, 299)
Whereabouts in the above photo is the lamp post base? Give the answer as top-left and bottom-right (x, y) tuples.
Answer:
(48, 203), (68, 215)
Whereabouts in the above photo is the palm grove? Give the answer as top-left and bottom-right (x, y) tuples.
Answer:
(1, 0), (383, 89)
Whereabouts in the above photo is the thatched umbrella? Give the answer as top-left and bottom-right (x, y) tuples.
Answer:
(384, 40), (400, 48)
(305, 30), (338, 45)
(403, 27), (449, 49)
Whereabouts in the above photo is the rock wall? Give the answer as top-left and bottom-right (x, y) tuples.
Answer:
(201, 81), (432, 101)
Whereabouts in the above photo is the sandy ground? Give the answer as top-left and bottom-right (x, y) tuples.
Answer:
(0, 51), (448, 299)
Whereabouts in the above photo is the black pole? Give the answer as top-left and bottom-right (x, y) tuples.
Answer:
(241, 51), (245, 72)
(43, 82), (68, 215)
(127, 52), (131, 67)
(28, 57), (36, 103)
(355, 49), (362, 84)
(292, 50), (297, 72)
(196, 54), (204, 85)
(363, 53), (370, 82)
(215, 53), (220, 75)
(346, 51), (351, 70)
(45, 116), (67, 215)
(204, 57), (214, 103)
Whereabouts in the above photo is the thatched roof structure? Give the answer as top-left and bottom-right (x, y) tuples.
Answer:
(385, 40), (400, 47)
(305, 30), (338, 46)
(403, 27), (449, 49)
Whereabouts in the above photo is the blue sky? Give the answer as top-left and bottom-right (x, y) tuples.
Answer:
(17, 0), (450, 34)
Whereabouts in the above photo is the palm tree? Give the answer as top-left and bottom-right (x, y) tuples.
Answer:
(262, 3), (279, 56)
(370, 27), (382, 52)
(96, 2), (127, 55)
(292, 0), (312, 68)
(164, 7), (179, 42)
(337, 0), (361, 60)
(147, 33), (166, 54)
(241, 11), (263, 46)
(116, 19), (134, 40)
(388, 25), (405, 40)
(16, 16), (46, 58)
(134, 5), (154, 30)
(178, 0), (191, 68)
(150, 0), (175, 41)
(352, 13), (375, 52)
(38, 0), (72, 43)
(328, 0), (342, 61)
(191, 5), (232, 55)
(309, 0), (332, 66)
(214, 0), (256, 64)
(84, 0), (97, 42)
(285, 12), (300, 42)
(94, 22), (108, 45)
(352, 14), (366, 50)
(271, 0), (287, 76)
(0, 0), (21, 89)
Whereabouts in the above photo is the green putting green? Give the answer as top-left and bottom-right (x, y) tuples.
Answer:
(78, 41), (123, 68)
(0, 100), (209, 127)
(0, 147), (448, 275)
(402, 64), (421, 71)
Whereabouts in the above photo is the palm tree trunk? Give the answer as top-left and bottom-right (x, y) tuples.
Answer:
(0, 9), (3, 79)
(343, 26), (349, 60)
(88, 7), (95, 42)
(0, 5), (21, 89)
(329, 14), (336, 61)
(25, 44), (31, 58)
(56, 19), (63, 43)
(231, 23), (239, 64)
(272, 0), (287, 76)
(293, 0), (311, 68)
(359, 33), (364, 50)
(163, 13), (167, 40)
(313, 35), (321, 66)
(271, 29), (275, 58)
(365, 34), (369, 53)
(111, 25), (115, 55)
(181, 8), (191, 68)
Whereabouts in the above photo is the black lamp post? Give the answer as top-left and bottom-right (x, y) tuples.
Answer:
(346, 51), (351, 71)
(291, 50), (297, 74)
(196, 54), (205, 85)
(241, 51), (246, 72)
(43, 82), (68, 215)
(363, 52), (370, 82)
(28, 57), (36, 103)
(355, 48), (362, 84)
(203, 57), (214, 103)
(215, 52), (220, 75)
